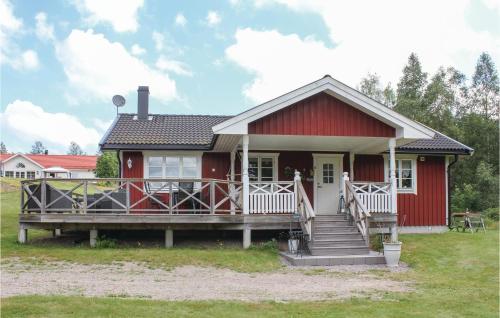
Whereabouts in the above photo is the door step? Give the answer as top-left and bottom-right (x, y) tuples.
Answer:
(311, 239), (366, 247)
(280, 251), (385, 266)
(309, 246), (370, 256)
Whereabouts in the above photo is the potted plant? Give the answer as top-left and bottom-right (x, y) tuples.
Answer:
(383, 237), (402, 267)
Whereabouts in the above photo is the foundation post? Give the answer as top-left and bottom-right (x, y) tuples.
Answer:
(165, 229), (173, 248)
(89, 229), (98, 248)
(18, 224), (28, 244)
(243, 227), (251, 249)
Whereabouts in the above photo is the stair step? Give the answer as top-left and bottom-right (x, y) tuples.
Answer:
(313, 221), (351, 226)
(310, 241), (367, 248)
(314, 228), (358, 234)
(310, 246), (370, 256)
(314, 233), (363, 240)
(314, 215), (346, 220)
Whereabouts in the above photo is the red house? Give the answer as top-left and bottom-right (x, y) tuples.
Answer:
(19, 76), (472, 264)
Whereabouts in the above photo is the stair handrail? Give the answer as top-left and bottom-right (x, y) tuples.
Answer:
(294, 171), (315, 240)
(344, 177), (371, 247)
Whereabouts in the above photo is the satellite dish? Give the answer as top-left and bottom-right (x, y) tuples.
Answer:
(112, 95), (126, 107)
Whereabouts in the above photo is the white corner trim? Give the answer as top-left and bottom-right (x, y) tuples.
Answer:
(212, 76), (435, 139)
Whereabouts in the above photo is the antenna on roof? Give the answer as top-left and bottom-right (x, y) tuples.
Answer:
(112, 95), (126, 115)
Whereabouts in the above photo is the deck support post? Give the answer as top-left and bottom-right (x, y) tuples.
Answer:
(165, 229), (173, 248)
(89, 229), (98, 248)
(389, 138), (398, 242)
(242, 135), (250, 215)
(53, 229), (62, 237)
(18, 224), (28, 244)
(243, 227), (251, 249)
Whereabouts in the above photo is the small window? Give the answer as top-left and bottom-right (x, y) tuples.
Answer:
(390, 159), (416, 193)
(15, 171), (25, 178)
(246, 155), (277, 182)
(5, 171), (14, 178)
(26, 171), (36, 179)
(322, 163), (334, 184)
(182, 156), (197, 178)
(16, 162), (25, 168)
(148, 157), (163, 178)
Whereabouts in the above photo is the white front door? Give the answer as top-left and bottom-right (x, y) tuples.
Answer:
(314, 156), (342, 214)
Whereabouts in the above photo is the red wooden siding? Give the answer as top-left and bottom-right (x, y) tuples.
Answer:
(354, 154), (447, 226)
(248, 93), (396, 137)
(353, 155), (385, 182)
(398, 156), (446, 226)
(122, 151), (148, 211)
(202, 153), (232, 212)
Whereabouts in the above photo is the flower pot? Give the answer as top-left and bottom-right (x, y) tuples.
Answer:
(383, 242), (402, 267)
(288, 239), (299, 253)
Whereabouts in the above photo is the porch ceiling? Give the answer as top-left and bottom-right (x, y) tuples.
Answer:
(247, 135), (391, 153)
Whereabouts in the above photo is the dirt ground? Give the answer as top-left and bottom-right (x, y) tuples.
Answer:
(1, 260), (411, 301)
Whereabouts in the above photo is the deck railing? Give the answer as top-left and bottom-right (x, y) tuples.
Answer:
(20, 178), (243, 215)
(344, 179), (371, 246)
(295, 179), (315, 240)
(350, 182), (392, 213)
(248, 181), (296, 214)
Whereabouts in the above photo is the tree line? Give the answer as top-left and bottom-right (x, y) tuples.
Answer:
(358, 52), (499, 216)
(0, 141), (87, 155)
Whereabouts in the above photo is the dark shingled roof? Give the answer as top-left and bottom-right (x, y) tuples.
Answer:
(100, 114), (472, 154)
(100, 114), (233, 150)
(396, 132), (473, 154)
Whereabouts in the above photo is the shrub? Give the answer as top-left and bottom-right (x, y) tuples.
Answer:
(95, 235), (117, 248)
(483, 207), (499, 221)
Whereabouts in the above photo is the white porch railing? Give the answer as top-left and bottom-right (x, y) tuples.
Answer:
(344, 178), (371, 246)
(248, 182), (295, 214)
(350, 182), (392, 213)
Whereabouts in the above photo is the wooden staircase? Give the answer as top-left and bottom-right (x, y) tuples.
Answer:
(308, 214), (370, 256)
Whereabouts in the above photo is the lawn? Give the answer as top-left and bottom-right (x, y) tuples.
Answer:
(1, 179), (499, 317)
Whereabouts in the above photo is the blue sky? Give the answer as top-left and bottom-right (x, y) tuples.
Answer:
(1, 0), (499, 154)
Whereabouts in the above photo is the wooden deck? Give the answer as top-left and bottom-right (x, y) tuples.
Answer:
(19, 213), (300, 231)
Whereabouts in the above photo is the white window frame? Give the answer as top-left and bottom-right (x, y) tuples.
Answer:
(384, 154), (417, 194)
(242, 153), (279, 182)
(26, 171), (36, 179)
(143, 151), (202, 180)
(5, 171), (14, 178)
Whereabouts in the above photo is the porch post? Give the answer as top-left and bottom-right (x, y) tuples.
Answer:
(389, 138), (398, 242)
(242, 135), (250, 215)
(349, 152), (355, 181)
(230, 149), (236, 215)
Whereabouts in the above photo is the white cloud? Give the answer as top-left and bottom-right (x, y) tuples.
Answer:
(35, 12), (55, 41)
(131, 43), (146, 55)
(155, 55), (192, 76)
(56, 29), (177, 103)
(93, 118), (113, 132)
(74, 0), (144, 33)
(174, 13), (187, 27)
(206, 11), (221, 27)
(227, 0), (500, 103)
(1, 100), (101, 149)
(0, 0), (40, 71)
(152, 31), (165, 51)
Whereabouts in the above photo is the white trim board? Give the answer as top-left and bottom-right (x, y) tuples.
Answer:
(212, 76), (435, 140)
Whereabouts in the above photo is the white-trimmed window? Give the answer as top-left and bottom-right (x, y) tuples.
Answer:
(15, 171), (25, 179)
(246, 153), (279, 182)
(26, 171), (36, 179)
(5, 171), (14, 178)
(145, 154), (201, 179)
(385, 157), (417, 193)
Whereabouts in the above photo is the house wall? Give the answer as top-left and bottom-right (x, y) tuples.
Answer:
(353, 154), (447, 226)
(2, 156), (42, 178)
(248, 92), (396, 137)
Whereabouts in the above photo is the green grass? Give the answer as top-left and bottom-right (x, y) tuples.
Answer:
(1, 190), (281, 272)
(1, 183), (499, 317)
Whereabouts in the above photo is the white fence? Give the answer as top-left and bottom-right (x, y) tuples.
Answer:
(350, 182), (392, 213)
(249, 182), (296, 214)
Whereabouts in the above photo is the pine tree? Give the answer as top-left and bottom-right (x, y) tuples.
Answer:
(31, 141), (47, 154)
(0, 142), (7, 154)
(469, 52), (499, 120)
(67, 142), (85, 155)
(395, 53), (428, 121)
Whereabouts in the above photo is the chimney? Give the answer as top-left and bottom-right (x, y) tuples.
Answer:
(137, 86), (149, 120)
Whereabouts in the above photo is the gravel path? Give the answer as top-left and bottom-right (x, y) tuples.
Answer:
(1, 261), (411, 301)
